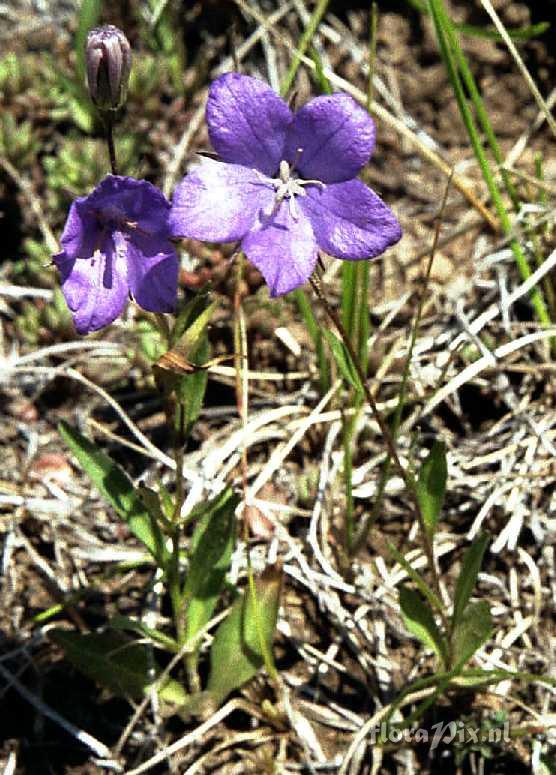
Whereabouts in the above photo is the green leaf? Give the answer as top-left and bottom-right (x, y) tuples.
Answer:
(451, 601), (492, 670)
(309, 46), (333, 95)
(538, 754), (556, 775)
(399, 586), (448, 665)
(206, 565), (282, 705)
(171, 294), (216, 352)
(137, 484), (172, 531)
(452, 534), (489, 626)
(50, 628), (187, 704)
(416, 441), (447, 538)
(158, 679), (189, 706)
(175, 330), (209, 436)
(158, 482), (175, 522)
(110, 615), (179, 652)
(323, 329), (363, 395)
(387, 541), (444, 615)
(69, 95), (96, 134)
(58, 421), (167, 563)
(183, 489), (238, 648)
(156, 294), (215, 436)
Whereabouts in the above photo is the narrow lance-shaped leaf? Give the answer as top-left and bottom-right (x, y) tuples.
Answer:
(416, 441), (447, 538)
(183, 488), (238, 648)
(323, 329), (364, 395)
(399, 585), (448, 666)
(171, 294), (216, 350)
(452, 533), (489, 626)
(388, 541), (444, 615)
(206, 565), (282, 706)
(176, 330), (209, 436)
(58, 421), (167, 563)
(451, 600), (493, 671)
(138, 484), (172, 531)
(50, 628), (187, 704)
(110, 614), (179, 653)
(155, 295), (216, 435)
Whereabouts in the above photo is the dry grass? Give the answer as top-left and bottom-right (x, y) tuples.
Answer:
(0, 1), (555, 773)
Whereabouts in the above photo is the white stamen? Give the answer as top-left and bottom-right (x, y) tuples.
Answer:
(265, 159), (325, 220)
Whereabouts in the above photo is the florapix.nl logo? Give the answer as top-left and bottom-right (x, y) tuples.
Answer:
(367, 720), (511, 751)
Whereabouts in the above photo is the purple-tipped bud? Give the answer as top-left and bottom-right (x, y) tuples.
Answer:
(86, 25), (131, 111)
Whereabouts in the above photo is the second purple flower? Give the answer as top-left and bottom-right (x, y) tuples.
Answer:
(54, 176), (178, 334)
(170, 73), (402, 296)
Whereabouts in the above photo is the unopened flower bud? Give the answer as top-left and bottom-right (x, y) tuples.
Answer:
(86, 25), (131, 111)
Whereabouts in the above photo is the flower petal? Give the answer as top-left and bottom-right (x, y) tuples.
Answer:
(300, 179), (402, 259)
(125, 231), (179, 313)
(206, 73), (293, 175)
(88, 175), (172, 235)
(242, 201), (317, 296)
(58, 196), (99, 259)
(54, 234), (128, 334)
(285, 93), (376, 183)
(170, 157), (275, 242)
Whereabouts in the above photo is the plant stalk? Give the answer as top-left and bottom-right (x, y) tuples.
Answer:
(104, 112), (118, 175)
(309, 273), (448, 630)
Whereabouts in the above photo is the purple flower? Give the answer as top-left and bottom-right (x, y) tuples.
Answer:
(169, 73), (402, 296)
(54, 175), (178, 334)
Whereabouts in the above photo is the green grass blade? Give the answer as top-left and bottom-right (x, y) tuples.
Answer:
(456, 21), (550, 42)
(280, 0), (330, 97)
(309, 46), (333, 95)
(428, 0), (550, 328)
(435, 2), (519, 208)
(405, 0), (550, 42)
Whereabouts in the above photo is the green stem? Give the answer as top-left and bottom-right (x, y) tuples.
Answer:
(357, 260), (370, 374)
(169, 405), (199, 689)
(309, 275), (448, 629)
(352, 178), (450, 554)
(342, 412), (356, 553)
(104, 112), (118, 175)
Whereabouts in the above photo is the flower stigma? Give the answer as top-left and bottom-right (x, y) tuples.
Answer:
(262, 148), (325, 220)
